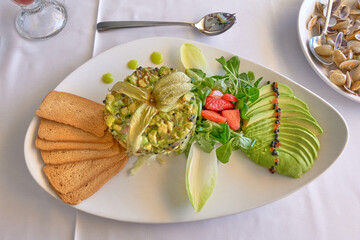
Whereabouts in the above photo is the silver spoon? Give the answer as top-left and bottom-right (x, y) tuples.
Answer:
(96, 12), (236, 36)
(308, 0), (334, 65)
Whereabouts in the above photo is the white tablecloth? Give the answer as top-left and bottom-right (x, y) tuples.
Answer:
(1, 0), (359, 239)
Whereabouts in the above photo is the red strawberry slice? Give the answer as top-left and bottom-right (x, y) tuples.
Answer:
(201, 110), (227, 123)
(208, 90), (223, 98)
(204, 97), (233, 111)
(221, 109), (240, 130)
(221, 93), (238, 102)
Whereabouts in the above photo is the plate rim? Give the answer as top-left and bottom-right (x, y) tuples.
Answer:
(23, 36), (349, 223)
(297, 0), (360, 103)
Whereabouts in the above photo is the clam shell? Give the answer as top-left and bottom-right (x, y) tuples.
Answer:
(315, 44), (334, 56)
(350, 80), (360, 90)
(350, 8), (360, 15)
(333, 49), (347, 66)
(332, 19), (351, 30)
(307, 15), (318, 31)
(338, 5), (351, 19)
(344, 85), (358, 95)
(329, 70), (347, 86)
(348, 40), (360, 53)
(346, 71), (353, 88)
(350, 63), (360, 81)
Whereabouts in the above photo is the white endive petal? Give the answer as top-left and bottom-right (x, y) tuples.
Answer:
(180, 44), (213, 76)
(186, 142), (218, 212)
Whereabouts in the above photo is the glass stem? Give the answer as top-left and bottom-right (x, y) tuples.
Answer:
(20, 0), (43, 13)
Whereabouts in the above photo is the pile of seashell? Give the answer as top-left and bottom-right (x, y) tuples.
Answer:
(308, 0), (360, 96)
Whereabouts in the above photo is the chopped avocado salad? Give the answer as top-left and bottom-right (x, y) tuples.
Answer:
(103, 44), (323, 212)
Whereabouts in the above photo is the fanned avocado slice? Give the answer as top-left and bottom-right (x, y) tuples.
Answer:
(245, 132), (312, 169)
(244, 117), (323, 137)
(243, 146), (303, 178)
(248, 95), (309, 112)
(248, 83), (293, 107)
(247, 103), (309, 118)
(246, 109), (317, 128)
(280, 132), (317, 159)
(258, 83), (293, 98)
(245, 122), (320, 150)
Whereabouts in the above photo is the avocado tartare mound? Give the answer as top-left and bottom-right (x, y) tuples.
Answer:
(104, 66), (198, 155)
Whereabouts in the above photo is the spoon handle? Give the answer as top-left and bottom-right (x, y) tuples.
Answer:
(322, 0), (334, 36)
(97, 21), (193, 32)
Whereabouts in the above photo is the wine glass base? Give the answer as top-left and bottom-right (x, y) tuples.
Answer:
(15, 0), (67, 40)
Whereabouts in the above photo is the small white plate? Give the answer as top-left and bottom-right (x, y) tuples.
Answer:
(298, 0), (360, 103)
(24, 37), (348, 223)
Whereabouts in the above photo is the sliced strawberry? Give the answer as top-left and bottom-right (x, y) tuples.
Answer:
(221, 93), (238, 102)
(201, 110), (227, 123)
(221, 109), (240, 130)
(208, 90), (223, 98)
(204, 97), (233, 111)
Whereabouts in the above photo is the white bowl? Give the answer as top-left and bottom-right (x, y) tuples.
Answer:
(297, 0), (360, 103)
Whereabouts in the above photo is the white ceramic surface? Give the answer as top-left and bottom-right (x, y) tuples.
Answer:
(24, 37), (348, 223)
(298, 0), (360, 103)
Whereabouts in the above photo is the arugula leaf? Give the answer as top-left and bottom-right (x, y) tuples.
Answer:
(247, 71), (255, 81)
(195, 134), (216, 153)
(245, 87), (259, 103)
(254, 77), (263, 88)
(210, 122), (231, 145)
(240, 102), (250, 120)
(189, 68), (206, 78)
(216, 140), (233, 163)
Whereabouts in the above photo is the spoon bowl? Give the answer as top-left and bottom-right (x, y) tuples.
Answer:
(308, 0), (334, 65)
(96, 12), (236, 36)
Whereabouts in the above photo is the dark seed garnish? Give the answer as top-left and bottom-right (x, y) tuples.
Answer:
(274, 129), (279, 133)
(272, 150), (279, 156)
(275, 133), (279, 139)
(267, 81), (271, 84)
(270, 141), (276, 147)
(275, 120), (280, 124)
(276, 108), (281, 112)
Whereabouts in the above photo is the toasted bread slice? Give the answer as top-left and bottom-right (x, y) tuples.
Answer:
(38, 119), (113, 143)
(36, 91), (107, 137)
(43, 152), (127, 194)
(41, 142), (122, 165)
(57, 156), (129, 205)
(35, 137), (114, 151)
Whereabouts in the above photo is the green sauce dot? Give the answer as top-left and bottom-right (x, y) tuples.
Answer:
(128, 60), (139, 70)
(151, 52), (163, 64)
(102, 73), (114, 84)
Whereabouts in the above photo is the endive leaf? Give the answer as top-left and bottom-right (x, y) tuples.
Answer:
(186, 142), (218, 212)
(127, 104), (158, 154)
(180, 44), (213, 76)
(111, 82), (150, 102)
